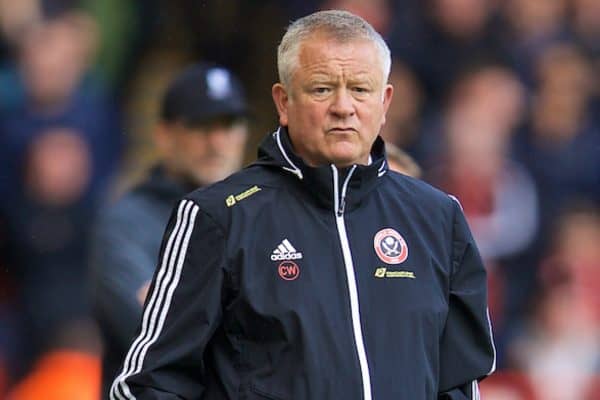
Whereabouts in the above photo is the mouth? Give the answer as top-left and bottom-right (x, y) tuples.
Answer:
(327, 127), (357, 134)
(200, 155), (226, 166)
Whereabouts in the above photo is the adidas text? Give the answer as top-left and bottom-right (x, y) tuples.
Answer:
(271, 252), (303, 261)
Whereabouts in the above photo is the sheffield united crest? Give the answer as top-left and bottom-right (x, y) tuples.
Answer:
(373, 228), (408, 264)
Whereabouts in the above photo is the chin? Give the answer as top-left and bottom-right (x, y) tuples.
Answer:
(330, 157), (359, 168)
(328, 150), (363, 167)
(195, 175), (221, 186)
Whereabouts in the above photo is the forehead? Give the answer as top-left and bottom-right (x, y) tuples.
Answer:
(295, 34), (382, 80)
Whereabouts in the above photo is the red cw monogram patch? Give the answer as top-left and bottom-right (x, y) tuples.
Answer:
(278, 261), (300, 281)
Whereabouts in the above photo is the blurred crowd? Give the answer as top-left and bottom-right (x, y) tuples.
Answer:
(0, 0), (598, 399)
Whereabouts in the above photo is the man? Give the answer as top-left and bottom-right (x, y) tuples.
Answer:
(110, 11), (495, 400)
(90, 63), (249, 398)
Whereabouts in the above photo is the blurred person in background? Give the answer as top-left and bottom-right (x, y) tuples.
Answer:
(508, 204), (600, 400)
(569, 0), (600, 129)
(2, 127), (103, 400)
(425, 64), (538, 365)
(379, 59), (426, 162)
(389, 0), (508, 106)
(569, 0), (600, 56)
(513, 41), (599, 246)
(428, 64), (536, 263)
(0, 0), (40, 108)
(385, 142), (422, 178)
(479, 372), (536, 400)
(502, 0), (571, 85)
(320, 0), (393, 36)
(0, 2), (122, 399)
(90, 63), (249, 398)
(0, 4), (121, 202)
(0, 211), (14, 396)
(504, 0), (569, 42)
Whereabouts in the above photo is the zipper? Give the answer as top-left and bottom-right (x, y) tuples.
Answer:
(331, 165), (372, 400)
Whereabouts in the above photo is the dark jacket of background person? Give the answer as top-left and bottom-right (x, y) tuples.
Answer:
(110, 129), (496, 400)
(89, 166), (190, 398)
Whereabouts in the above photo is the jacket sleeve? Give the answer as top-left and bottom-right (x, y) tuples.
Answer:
(110, 199), (227, 400)
(438, 198), (496, 400)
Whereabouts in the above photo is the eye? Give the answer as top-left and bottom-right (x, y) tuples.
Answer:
(352, 86), (369, 94)
(313, 87), (331, 94)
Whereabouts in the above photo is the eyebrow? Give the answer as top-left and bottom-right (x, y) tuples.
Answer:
(348, 77), (377, 88)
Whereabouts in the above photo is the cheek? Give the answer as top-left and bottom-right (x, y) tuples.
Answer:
(180, 137), (208, 159)
(362, 103), (387, 128)
(224, 136), (246, 158)
(292, 102), (326, 126)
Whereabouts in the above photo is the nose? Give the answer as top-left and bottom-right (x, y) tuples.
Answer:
(329, 88), (355, 118)
(204, 127), (231, 150)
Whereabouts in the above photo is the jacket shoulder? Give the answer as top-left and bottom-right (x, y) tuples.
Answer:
(383, 171), (457, 218)
(184, 164), (283, 229)
(387, 171), (452, 202)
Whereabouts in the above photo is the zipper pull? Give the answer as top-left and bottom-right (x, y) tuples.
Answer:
(338, 197), (346, 217)
(336, 164), (356, 217)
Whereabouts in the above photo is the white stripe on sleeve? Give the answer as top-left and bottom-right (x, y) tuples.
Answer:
(110, 200), (199, 400)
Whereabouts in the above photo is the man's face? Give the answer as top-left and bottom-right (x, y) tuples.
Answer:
(158, 117), (248, 186)
(272, 34), (393, 167)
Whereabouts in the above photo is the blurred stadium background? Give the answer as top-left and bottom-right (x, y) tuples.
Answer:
(0, 0), (598, 399)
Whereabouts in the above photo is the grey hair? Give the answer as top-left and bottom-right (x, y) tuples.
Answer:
(277, 10), (392, 89)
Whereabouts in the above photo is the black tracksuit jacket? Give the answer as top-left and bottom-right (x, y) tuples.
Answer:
(110, 128), (496, 400)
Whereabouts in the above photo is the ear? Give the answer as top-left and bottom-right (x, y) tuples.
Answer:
(380, 84), (394, 125)
(272, 83), (290, 127)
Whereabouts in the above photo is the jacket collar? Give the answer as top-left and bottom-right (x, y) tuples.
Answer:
(256, 126), (388, 212)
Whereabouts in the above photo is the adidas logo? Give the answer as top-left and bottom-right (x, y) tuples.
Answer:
(271, 239), (303, 261)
